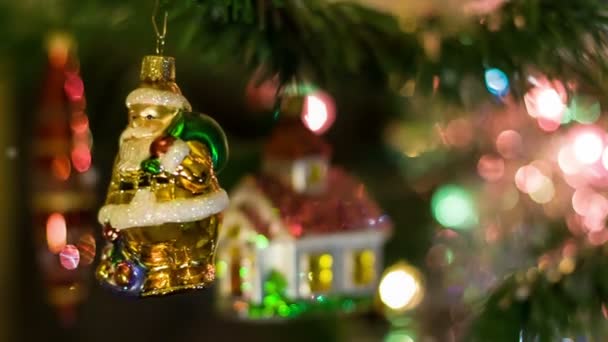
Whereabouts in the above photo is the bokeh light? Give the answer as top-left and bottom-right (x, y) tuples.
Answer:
(529, 177), (555, 204)
(558, 145), (583, 175)
(70, 114), (89, 135)
(46, 213), (67, 254)
(378, 263), (424, 312)
(384, 330), (414, 342)
(602, 147), (608, 171)
(71, 144), (92, 173)
(524, 87), (565, 122)
(496, 130), (523, 159)
(444, 118), (473, 149)
(515, 165), (545, 194)
(64, 72), (85, 102)
(537, 117), (561, 132)
(302, 93), (335, 135)
(484, 68), (509, 97)
(477, 155), (505, 182)
(51, 155), (71, 181)
(573, 130), (604, 165)
(569, 95), (601, 124)
(59, 244), (80, 270)
(46, 33), (71, 68)
(571, 188), (608, 219)
(431, 185), (477, 229)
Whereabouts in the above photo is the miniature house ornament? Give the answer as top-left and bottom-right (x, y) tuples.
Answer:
(96, 55), (229, 297)
(216, 83), (392, 319)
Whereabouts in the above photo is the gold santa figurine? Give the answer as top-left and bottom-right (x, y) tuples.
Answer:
(96, 55), (229, 297)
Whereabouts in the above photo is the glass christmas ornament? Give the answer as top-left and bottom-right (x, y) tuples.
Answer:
(96, 55), (229, 297)
(216, 82), (391, 319)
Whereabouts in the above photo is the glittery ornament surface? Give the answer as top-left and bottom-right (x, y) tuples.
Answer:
(99, 188), (228, 230)
(167, 112), (229, 172)
(159, 139), (189, 173)
(96, 55), (228, 297)
(247, 168), (391, 238)
(126, 88), (191, 111)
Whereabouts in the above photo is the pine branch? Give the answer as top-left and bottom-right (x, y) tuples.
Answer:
(468, 244), (608, 340)
(177, 0), (608, 98)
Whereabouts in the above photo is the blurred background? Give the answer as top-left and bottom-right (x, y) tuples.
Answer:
(3, 0), (608, 341)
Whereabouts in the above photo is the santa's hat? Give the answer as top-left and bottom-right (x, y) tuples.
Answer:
(126, 87), (191, 111)
(125, 55), (192, 111)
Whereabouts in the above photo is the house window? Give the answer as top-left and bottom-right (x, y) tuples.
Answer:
(353, 249), (375, 286)
(229, 247), (253, 297)
(309, 253), (333, 292)
(230, 248), (243, 296)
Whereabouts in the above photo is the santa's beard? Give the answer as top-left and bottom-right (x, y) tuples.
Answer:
(120, 124), (163, 142)
(117, 125), (163, 172)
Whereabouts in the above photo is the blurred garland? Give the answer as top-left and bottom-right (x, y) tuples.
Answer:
(468, 243), (608, 341)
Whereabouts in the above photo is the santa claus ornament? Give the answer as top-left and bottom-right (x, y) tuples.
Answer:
(95, 52), (229, 297)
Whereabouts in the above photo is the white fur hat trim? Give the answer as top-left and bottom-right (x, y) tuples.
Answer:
(126, 87), (192, 111)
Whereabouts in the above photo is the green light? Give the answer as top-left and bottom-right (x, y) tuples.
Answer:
(241, 282), (252, 292)
(216, 260), (227, 278)
(342, 299), (355, 312)
(384, 330), (414, 342)
(277, 304), (291, 317)
(569, 95), (601, 124)
(263, 293), (281, 307)
(431, 184), (477, 229)
(445, 248), (455, 265)
(561, 107), (573, 124)
(255, 234), (269, 249)
(239, 266), (249, 278)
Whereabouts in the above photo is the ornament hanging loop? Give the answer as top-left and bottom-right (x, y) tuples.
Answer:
(152, 0), (168, 55)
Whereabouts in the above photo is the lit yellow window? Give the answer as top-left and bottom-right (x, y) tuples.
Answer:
(306, 163), (324, 186)
(309, 253), (333, 292)
(353, 249), (375, 286)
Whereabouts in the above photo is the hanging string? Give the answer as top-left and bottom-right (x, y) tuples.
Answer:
(152, 0), (168, 55)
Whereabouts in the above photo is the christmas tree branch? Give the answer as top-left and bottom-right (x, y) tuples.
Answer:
(468, 243), (608, 341)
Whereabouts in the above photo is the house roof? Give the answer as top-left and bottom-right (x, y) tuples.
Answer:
(241, 167), (392, 238)
(263, 119), (331, 160)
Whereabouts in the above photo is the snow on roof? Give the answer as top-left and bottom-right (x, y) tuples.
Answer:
(239, 167), (392, 239)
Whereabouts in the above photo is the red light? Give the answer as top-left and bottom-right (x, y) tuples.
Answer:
(51, 155), (71, 181)
(64, 72), (85, 102)
(290, 223), (303, 237)
(477, 155), (504, 182)
(71, 144), (91, 173)
(70, 114), (89, 135)
(46, 213), (67, 254)
(302, 93), (335, 135)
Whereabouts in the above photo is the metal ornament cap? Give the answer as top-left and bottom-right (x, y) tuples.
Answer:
(140, 55), (175, 83)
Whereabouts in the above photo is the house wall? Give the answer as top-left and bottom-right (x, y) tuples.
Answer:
(294, 230), (387, 299)
(256, 239), (297, 302)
